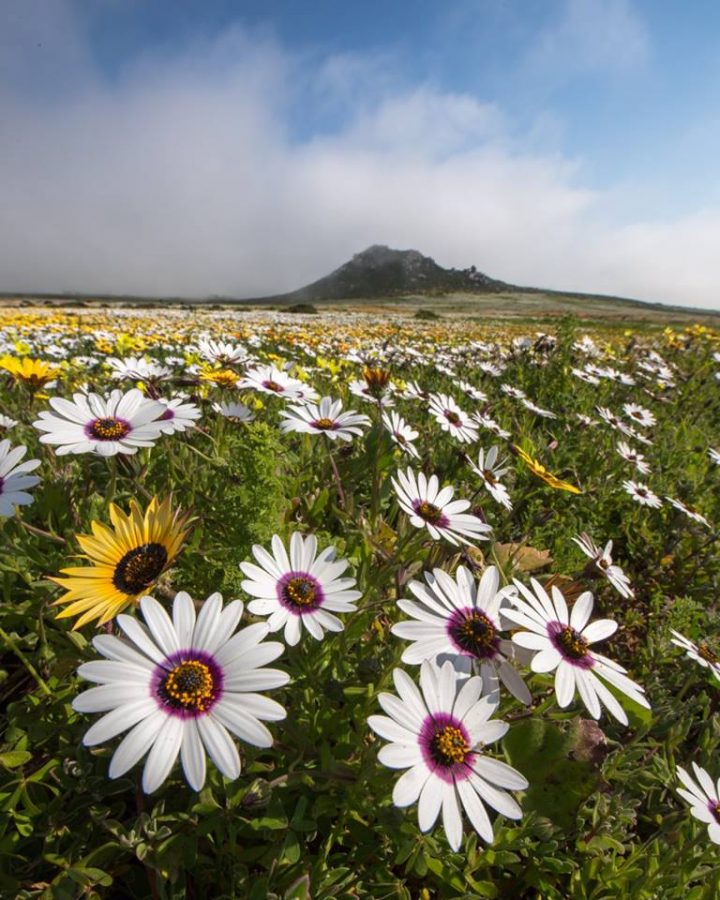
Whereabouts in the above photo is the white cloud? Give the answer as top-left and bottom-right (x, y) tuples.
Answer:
(0, 2), (717, 308)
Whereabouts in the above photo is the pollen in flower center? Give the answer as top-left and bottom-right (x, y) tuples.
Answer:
(444, 410), (461, 426)
(416, 501), (444, 523)
(556, 626), (590, 660)
(712, 801), (720, 824)
(159, 660), (215, 711)
(698, 642), (719, 664)
(88, 417), (131, 441)
(312, 417), (336, 430)
(113, 542), (169, 594)
(450, 610), (497, 658)
(283, 576), (317, 607)
(431, 725), (470, 766)
(482, 468), (497, 486)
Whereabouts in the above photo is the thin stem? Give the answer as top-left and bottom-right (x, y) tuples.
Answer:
(0, 626), (52, 696)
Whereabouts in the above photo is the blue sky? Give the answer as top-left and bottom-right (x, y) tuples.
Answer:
(2, 0), (720, 305)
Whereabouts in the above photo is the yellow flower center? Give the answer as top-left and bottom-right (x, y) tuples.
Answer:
(283, 576), (317, 607)
(161, 661), (215, 711)
(416, 501), (444, 524)
(556, 626), (589, 660)
(432, 726), (470, 766)
(89, 417), (130, 440)
(313, 417), (335, 430)
(698, 642), (719, 665)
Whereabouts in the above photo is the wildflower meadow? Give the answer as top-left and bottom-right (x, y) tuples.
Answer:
(1, 306), (720, 899)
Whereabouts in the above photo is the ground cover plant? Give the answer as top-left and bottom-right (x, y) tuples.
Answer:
(1, 306), (720, 898)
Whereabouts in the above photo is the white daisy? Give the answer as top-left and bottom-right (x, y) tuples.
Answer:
(669, 631), (720, 681)
(368, 660), (528, 850)
(0, 413), (18, 430)
(213, 401), (255, 424)
(240, 533), (361, 646)
(382, 410), (420, 459)
(0, 440), (41, 518)
(391, 566), (531, 704)
(33, 389), (166, 457)
(616, 440), (650, 475)
(597, 407), (635, 437)
(472, 413), (511, 441)
(196, 338), (249, 367)
(571, 368), (600, 385)
(156, 397), (202, 435)
(666, 497), (710, 528)
(107, 357), (171, 383)
(73, 592), (288, 793)
(239, 365), (315, 401)
(623, 480), (662, 508)
(468, 447), (512, 510)
(392, 468), (492, 546)
(279, 397), (370, 442)
(428, 394), (478, 444)
(572, 533), (634, 600)
(623, 403), (655, 428)
(520, 398), (557, 419)
(500, 384), (526, 400)
(676, 763), (720, 844)
(709, 448), (720, 466)
(458, 380), (488, 403)
(503, 579), (650, 724)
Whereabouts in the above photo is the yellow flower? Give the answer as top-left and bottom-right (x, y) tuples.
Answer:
(51, 496), (191, 629)
(0, 356), (59, 389)
(200, 367), (240, 389)
(511, 445), (582, 494)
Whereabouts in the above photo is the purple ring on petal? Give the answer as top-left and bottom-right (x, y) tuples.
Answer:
(547, 621), (595, 669)
(447, 607), (500, 660)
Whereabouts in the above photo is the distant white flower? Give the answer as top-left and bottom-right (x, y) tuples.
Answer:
(392, 566), (531, 704)
(503, 580), (650, 724)
(196, 338), (249, 367)
(73, 592), (288, 793)
(520, 398), (557, 419)
(428, 394), (478, 444)
(616, 440), (650, 475)
(107, 357), (171, 383)
(239, 365), (315, 401)
(240, 533), (361, 646)
(458, 380), (488, 403)
(33, 389), (166, 457)
(156, 397), (201, 434)
(670, 631), (720, 681)
(597, 407), (635, 437)
(473, 413), (511, 441)
(623, 403), (655, 428)
(572, 368), (600, 385)
(709, 448), (720, 466)
(392, 468), (492, 546)
(213, 401), (255, 424)
(280, 396), (370, 441)
(676, 763), (720, 844)
(501, 384), (525, 400)
(0, 440), (41, 517)
(368, 660), (528, 850)
(666, 497), (710, 527)
(469, 446), (512, 510)
(623, 480), (662, 508)
(572, 533), (634, 599)
(382, 411), (420, 459)
(0, 413), (18, 430)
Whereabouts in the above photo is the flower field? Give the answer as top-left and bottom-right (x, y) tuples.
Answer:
(2, 305), (720, 898)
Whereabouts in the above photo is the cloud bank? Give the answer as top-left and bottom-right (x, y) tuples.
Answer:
(0, 1), (718, 308)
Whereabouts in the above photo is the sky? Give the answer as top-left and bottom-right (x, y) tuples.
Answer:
(1, 0), (720, 307)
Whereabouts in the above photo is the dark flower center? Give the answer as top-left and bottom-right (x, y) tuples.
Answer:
(312, 417), (336, 430)
(282, 576), (318, 608)
(158, 660), (216, 712)
(698, 642), (719, 664)
(554, 625), (589, 660)
(449, 610), (498, 658)
(431, 725), (470, 766)
(482, 469), (497, 486)
(637, 488), (648, 497)
(444, 410), (461, 426)
(159, 408), (175, 421)
(416, 501), (444, 524)
(263, 380), (283, 393)
(87, 417), (131, 441)
(394, 432), (407, 445)
(113, 542), (169, 594)
(711, 801), (720, 824)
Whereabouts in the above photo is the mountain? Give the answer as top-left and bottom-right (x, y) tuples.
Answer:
(266, 245), (511, 301)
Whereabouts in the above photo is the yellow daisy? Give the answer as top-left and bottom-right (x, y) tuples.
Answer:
(511, 445), (582, 494)
(200, 368), (240, 389)
(51, 496), (191, 629)
(0, 356), (59, 389)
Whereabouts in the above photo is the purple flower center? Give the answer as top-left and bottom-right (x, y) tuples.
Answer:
(152, 649), (223, 718)
(311, 417), (337, 431)
(277, 571), (324, 615)
(448, 608), (499, 659)
(85, 416), (131, 441)
(262, 380), (283, 393)
(412, 499), (450, 528)
(444, 410), (461, 426)
(419, 712), (475, 782)
(547, 621), (594, 668)
(709, 800), (720, 824)
(159, 407), (175, 421)
(0, 475), (4, 494)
